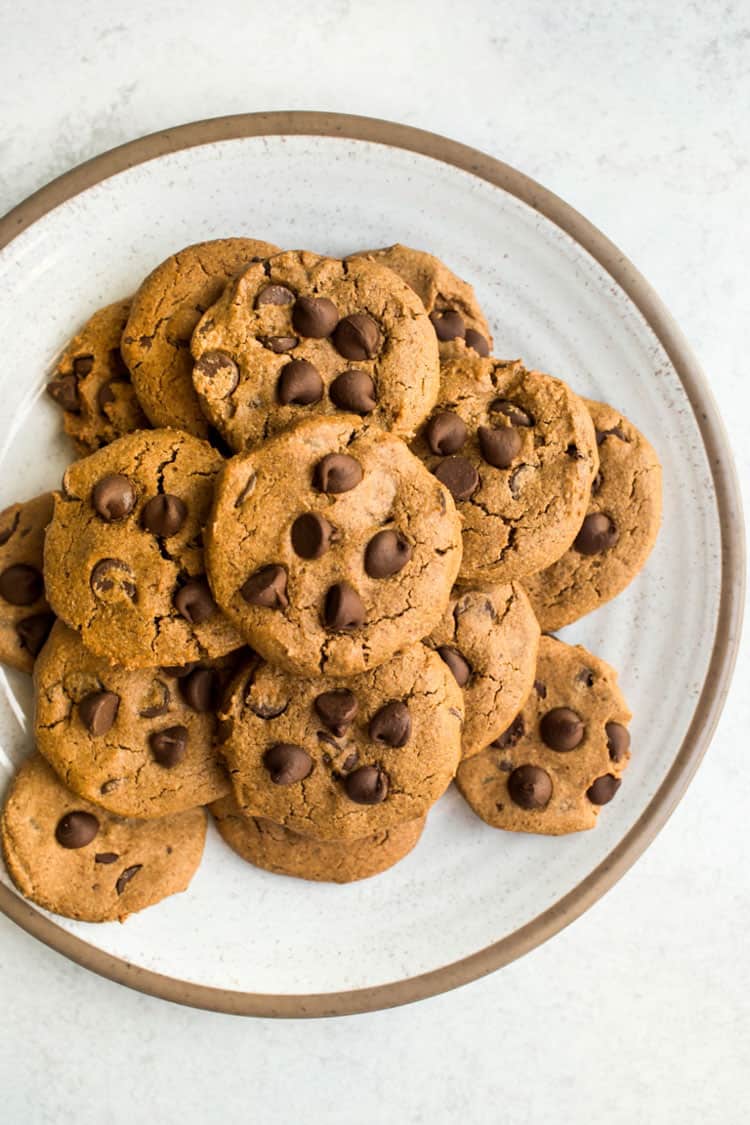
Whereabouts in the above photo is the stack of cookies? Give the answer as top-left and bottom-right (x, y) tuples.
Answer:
(0, 240), (661, 923)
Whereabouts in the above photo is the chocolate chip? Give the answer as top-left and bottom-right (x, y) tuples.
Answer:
(193, 351), (239, 397)
(292, 296), (338, 338)
(429, 309), (465, 341)
(596, 425), (627, 444)
(342, 752), (359, 771)
(574, 513), (619, 555)
(259, 335), (298, 353)
(263, 743), (313, 785)
(173, 577), (215, 624)
(149, 725), (188, 768)
(344, 765), (389, 804)
(108, 348), (129, 380)
(577, 668), (596, 687)
(508, 765), (552, 810)
(313, 453), (363, 493)
(116, 865), (142, 894)
(606, 721), (630, 762)
(492, 715), (525, 749)
(78, 690), (120, 736)
(591, 471), (603, 495)
(332, 314), (381, 360)
(314, 689), (358, 736)
(47, 374), (80, 412)
(100, 780), (120, 795)
(141, 494), (187, 537)
(73, 356), (94, 376)
(291, 512), (335, 559)
(329, 370), (377, 414)
(94, 852), (119, 864)
(256, 284), (295, 306)
(97, 381), (117, 411)
(540, 707), (585, 751)
(179, 667), (216, 712)
(138, 679), (171, 718)
(91, 474), (136, 522)
(478, 425), (522, 469)
(364, 529), (412, 578)
(465, 329), (490, 356)
(249, 699), (289, 720)
(566, 443), (582, 460)
(434, 456), (479, 501)
(240, 565), (288, 609)
(534, 680), (547, 698)
(436, 645), (472, 687)
(587, 774), (622, 805)
(276, 359), (323, 405)
(425, 411), (467, 455)
(0, 564), (43, 606)
(16, 613), (55, 656)
(55, 811), (99, 849)
(0, 513), (18, 546)
(323, 583), (365, 631)
(369, 701), (411, 747)
(161, 661), (199, 678)
(90, 558), (137, 603)
(489, 399), (534, 427)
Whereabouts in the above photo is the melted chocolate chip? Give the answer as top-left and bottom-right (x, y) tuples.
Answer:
(16, 613), (55, 656)
(369, 701), (411, 747)
(115, 865), (142, 894)
(78, 690), (120, 736)
(138, 679), (171, 718)
(465, 329), (490, 356)
(263, 743), (313, 785)
(94, 852), (119, 864)
(240, 565), (289, 609)
(259, 335), (298, 353)
(429, 309), (465, 341)
(193, 351), (239, 396)
(489, 399), (534, 427)
(55, 810), (99, 849)
(434, 456), (479, 501)
(574, 513), (619, 555)
(256, 284), (295, 307)
(364, 529), (412, 578)
(141, 494), (187, 537)
(587, 774), (622, 805)
(179, 667), (216, 712)
(90, 559), (137, 603)
(436, 645), (472, 687)
(329, 370), (377, 414)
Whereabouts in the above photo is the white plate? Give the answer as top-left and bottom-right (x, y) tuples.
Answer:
(0, 114), (743, 1017)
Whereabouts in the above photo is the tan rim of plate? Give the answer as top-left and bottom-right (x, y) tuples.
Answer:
(0, 112), (744, 1018)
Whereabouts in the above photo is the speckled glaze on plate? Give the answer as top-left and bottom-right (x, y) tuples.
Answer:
(0, 113), (743, 1018)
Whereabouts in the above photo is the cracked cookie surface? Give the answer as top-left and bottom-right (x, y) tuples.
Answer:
(190, 249), (439, 450)
(122, 238), (279, 437)
(411, 355), (599, 585)
(44, 428), (243, 668)
(426, 583), (540, 758)
(211, 793), (425, 883)
(523, 399), (662, 629)
(1, 753), (206, 922)
(456, 635), (632, 835)
(206, 414), (462, 677)
(0, 493), (55, 673)
(34, 621), (234, 819)
(217, 645), (462, 841)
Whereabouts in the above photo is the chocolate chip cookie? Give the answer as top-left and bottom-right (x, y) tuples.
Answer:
(207, 414), (462, 677)
(44, 428), (242, 669)
(411, 355), (599, 585)
(211, 794), (425, 883)
(1, 753), (206, 922)
(34, 621), (233, 819)
(47, 299), (149, 455)
(0, 493), (55, 673)
(523, 399), (662, 629)
(455, 635), (631, 834)
(217, 644), (462, 840)
(122, 238), (279, 437)
(427, 583), (540, 758)
(347, 243), (493, 358)
(190, 249), (440, 450)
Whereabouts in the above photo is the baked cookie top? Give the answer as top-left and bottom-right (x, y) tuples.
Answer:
(206, 414), (462, 678)
(0, 493), (55, 673)
(190, 249), (440, 450)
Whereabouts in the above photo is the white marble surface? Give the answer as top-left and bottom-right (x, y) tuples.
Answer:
(0, 1), (747, 1122)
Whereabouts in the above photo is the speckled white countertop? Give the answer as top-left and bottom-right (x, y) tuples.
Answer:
(0, 2), (747, 1122)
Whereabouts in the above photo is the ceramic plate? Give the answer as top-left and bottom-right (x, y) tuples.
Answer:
(0, 113), (743, 1017)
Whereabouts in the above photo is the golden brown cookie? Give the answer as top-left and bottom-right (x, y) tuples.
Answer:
(217, 645), (462, 841)
(122, 238), (279, 437)
(455, 636), (632, 835)
(206, 414), (462, 678)
(211, 794), (425, 883)
(411, 355), (599, 585)
(190, 249), (439, 450)
(0, 493), (55, 673)
(427, 583), (540, 757)
(523, 399), (662, 629)
(44, 428), (242, 669)
(47, 299), (149, 455)
(34, 622), (234, 819)
(1, 754), (206, 922)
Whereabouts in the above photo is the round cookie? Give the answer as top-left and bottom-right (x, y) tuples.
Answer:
(211, 794), (425, 883)
(122, 238), (279, 437)
(34, 621), (234, 819)
(0, 493), (55, 673)
(47, 299), (149, 455)
(44, 428), (242, 669)
(190, 249), (439, 450)
(1, 753), (206, 922)
(455, 635), (632, 835)
(523, 398), (662, 630)
(426, 583), (540, 758)
(206, 414), (462, 678)
(217, 644), (463, 841)
(411, 355), (599, 585)
(347, 243), (493, 358)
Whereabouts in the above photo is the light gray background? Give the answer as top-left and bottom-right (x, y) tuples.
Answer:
(0, 2), (747, 1122)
